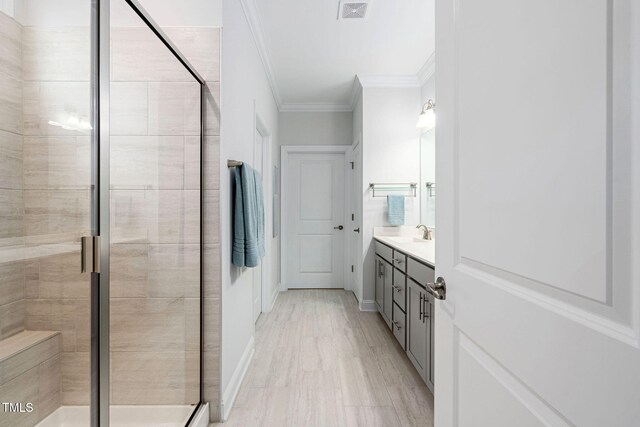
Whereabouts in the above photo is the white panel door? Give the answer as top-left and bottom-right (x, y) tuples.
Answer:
(285, 152), (345, 288)
(436, 0), (640, 426)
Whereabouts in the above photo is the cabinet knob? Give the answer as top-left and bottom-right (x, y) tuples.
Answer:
(334, 225), (344, 230)
(393, 321), (402, 330)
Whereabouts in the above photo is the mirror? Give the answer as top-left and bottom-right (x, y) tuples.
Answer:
(420, 128), (436, 228)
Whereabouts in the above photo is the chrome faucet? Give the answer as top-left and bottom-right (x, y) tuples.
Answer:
(416, 224), (433, 240)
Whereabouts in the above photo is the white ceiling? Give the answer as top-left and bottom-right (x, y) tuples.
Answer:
(251, 0), (435, 110)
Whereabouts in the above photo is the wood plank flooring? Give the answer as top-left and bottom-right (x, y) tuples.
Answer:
(213, 290), (434, 427)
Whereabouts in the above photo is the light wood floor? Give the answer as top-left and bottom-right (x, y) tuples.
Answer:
(213, 289), (434, 427)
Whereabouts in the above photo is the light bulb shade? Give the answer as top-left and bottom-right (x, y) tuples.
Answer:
(417, 108), (436, 130)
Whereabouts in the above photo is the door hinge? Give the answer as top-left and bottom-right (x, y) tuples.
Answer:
(351, 213), (355, 221)
(81, 236), (101, 273)
(350, 161), (354, 169)
(351, 265), (354, 273)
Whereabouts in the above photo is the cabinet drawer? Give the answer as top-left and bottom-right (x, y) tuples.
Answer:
(375, 240), (393, 263)
(392, 269), (406, 311)
(407, 257), (435, 286)
(391, 251), (407, 273)
(392, 303), (406, 350)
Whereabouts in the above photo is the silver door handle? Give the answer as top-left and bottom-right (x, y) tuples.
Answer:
(353, 228), (360, 233)
(427, 276), (447, 300)
(334, 225), (344, 230)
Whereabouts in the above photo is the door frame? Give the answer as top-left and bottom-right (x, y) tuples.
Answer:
(347, 134), (363, 298)
(253, 108), (273, 314)
(280, 145), (351, 291)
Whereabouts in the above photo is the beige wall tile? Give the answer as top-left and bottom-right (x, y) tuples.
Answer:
(110, 189), (199, 244)
(61, 352), (90, 405)
(34, 251), (87, 300)
(23, 136), (91, 190)
(202, 297), (220, 353)
(0, 366), (39, 427)
(25, 299), (77, 352)
(0, 261), (24, 307)
(148, 244), (199, 298)
(111, 27), (193, 82)
(0, 12), (22, 80)
(110, 244), (148, 298)
(110, 298), (184, 352)
(0, 130), (22, 190)
(0, 300), (24, 340)
(147, 82), (200, 136)
(203, 245), (221, 299)
(204, 83), (220, 136)
(165, 27), (220, 82)
(110, 136), (185, 190)
(0, 189), (23, 239)
(22, 27), (90, 82)
(203, 190), (220, 245)
(202, 136), (220, 190)
(185, 297), (200, 353)
(23, 81), (90, 136)
(37, 355), (62, 420)
(110, 82), (148, 135)
(111, 351), (198, 405)
(24, 189), (90, 237)
(184, 136), (201, 190)
(0, 73), (22, 135)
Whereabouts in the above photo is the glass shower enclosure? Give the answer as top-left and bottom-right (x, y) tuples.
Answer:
(0, 0), (205, 425)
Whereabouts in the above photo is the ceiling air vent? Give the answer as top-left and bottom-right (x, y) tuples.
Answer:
(338, 1), (369, 19)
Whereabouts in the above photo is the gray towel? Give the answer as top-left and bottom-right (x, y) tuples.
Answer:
(232, 164), (265, 268)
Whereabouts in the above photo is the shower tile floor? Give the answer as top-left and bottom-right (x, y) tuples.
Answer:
(215, 289), (434, 427)
(36, 405), (196, 427)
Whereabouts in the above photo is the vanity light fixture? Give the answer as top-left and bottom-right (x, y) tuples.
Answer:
(417, 99), (436, 130)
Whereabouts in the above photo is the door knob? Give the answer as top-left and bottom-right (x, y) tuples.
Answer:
(353, 228), (360, 233)
(334, 225), (344, 230)
(427, 276), (447, 300)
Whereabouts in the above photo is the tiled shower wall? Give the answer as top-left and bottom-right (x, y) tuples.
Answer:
(0, 10), (221, 419)
(0, 11), (25, 340)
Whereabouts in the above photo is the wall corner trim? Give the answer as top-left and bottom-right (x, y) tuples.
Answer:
(417, 52), (436, 86)
(221, 336), (255, 421)
(269, 285), (281, 311)
(359, 299), (378, 312)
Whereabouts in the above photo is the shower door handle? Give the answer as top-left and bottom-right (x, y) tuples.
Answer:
(81, 236), (101, 273)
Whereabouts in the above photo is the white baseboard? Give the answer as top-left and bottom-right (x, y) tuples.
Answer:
(280, 282), (288, 292)
(359, 299), (378, 311)
(220, 336), (255, 421)
(269, 284), (280, 311)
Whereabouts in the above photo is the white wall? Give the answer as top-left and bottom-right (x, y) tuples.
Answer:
(279, 112), (353, 146)
(360, 85), (421, 303)
(220, 0), (280, 413)
(420, 73), (436, 226)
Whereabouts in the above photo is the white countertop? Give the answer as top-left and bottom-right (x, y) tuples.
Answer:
(373, 226), (435, 267)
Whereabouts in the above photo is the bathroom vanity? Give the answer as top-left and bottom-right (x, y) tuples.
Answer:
(374, 231), (435, 392)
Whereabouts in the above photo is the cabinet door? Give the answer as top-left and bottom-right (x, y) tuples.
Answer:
(374, 256), (384, 311)
(407, 280), (428, 381)
(382, 259), (393, 328)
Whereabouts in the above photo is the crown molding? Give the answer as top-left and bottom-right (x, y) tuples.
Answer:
(357, 75), (422, 88)
(279, 103), (353, 113)
(417, 52), (436, 86)
(239, 0), (283, 108)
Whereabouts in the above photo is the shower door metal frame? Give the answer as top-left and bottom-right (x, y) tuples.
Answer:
(91, 1), (206, 425)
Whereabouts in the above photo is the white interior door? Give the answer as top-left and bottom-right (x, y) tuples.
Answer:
(436, 1), (640, 426)
(253, 128), (263, 323)
(284, 151), (345, 288)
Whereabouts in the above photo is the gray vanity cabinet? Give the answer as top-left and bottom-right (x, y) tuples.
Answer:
(374, 255), (393, 328)
(374, 238), (435, 392)
(407, 279), (429, 383)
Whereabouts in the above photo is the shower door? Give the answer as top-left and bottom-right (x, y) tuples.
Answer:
(94, 0), (205, 425)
